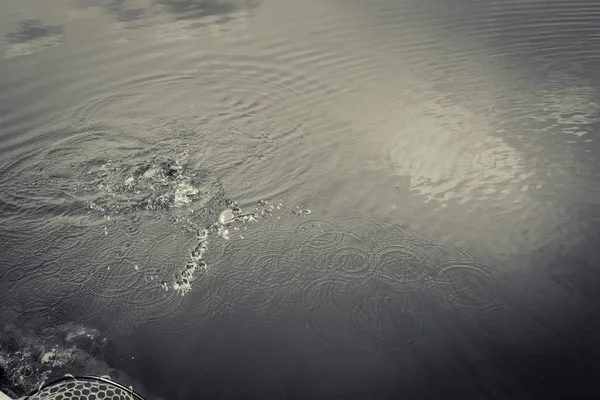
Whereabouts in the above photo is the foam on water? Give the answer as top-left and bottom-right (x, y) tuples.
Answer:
(0, 324), (109, 397)
(166, 198), (304, 296)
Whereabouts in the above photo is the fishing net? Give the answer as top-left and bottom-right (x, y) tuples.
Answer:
(19, 376), (144, 400)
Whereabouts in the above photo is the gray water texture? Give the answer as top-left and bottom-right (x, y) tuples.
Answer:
(1, 1), (600, 399)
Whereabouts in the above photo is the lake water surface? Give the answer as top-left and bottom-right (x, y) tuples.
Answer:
(1, 1), (600, 399)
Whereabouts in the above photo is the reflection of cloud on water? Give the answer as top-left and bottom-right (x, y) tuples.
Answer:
(70, 0), (258, 41)
(371, 98), (534, 204)
(83, 0), (245, 21)
(101, 0), (148, 22)
(154, 0), (249, 20)
(155, 10), (251, 42)
(76, 0), (257, 24)
(3, 20), (64, 59)
(537, 82), (600, 139)
(5, 20), (62, 44)
(364, 71), (599, 259)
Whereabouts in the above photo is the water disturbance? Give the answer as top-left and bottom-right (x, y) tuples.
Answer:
(1, 0), (600, 398)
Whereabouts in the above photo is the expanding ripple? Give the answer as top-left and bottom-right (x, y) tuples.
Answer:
(211, 237), (287, 325)
(121, 278), (197, 332)
(324, 244), (377, 282)
(372, 242), (435, 289)
(431, 259), (514, 316)
(62, 68), (322, 203)
(294, 218), (362, 270)
(201, 63), (315, 127)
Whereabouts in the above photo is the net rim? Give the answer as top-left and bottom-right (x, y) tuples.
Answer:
(24, 376), (145, 400)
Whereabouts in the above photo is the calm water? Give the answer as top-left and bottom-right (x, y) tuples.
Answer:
(1, 0), (600, 398)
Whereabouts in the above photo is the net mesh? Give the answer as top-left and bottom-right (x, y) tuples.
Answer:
(22, 377), (143, 400)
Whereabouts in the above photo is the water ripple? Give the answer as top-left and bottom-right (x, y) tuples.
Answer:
(372, 242), (436, 289)
(431, 259), (514, 316)
(2, 266), (27, 283)
(122, 278), (196, 330)
(211, 237), (287, 325)
(325, 244), (376, 281)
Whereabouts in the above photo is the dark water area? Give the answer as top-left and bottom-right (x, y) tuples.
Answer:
(1, 0), (600, 399)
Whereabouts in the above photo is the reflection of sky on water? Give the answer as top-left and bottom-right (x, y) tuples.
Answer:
(0, 1), (599, 398)
(154, 0), (249, 19)
(76, 0), (229, 22)
(370, 69), (599, 259)
(374, 79), (598, 204)
(73, 0), (257, 19)
(5, 20), (63, 44)
(370, 98), (532, 205)
(0, 0), (65, 58)
(3, 20), (64, 59)
(329, 0), (600, 263)
(72, 0), (259, 27)
(1, 0), (260, 58)
(80, 0), (260, 43)
(538, 80), (600, 138)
